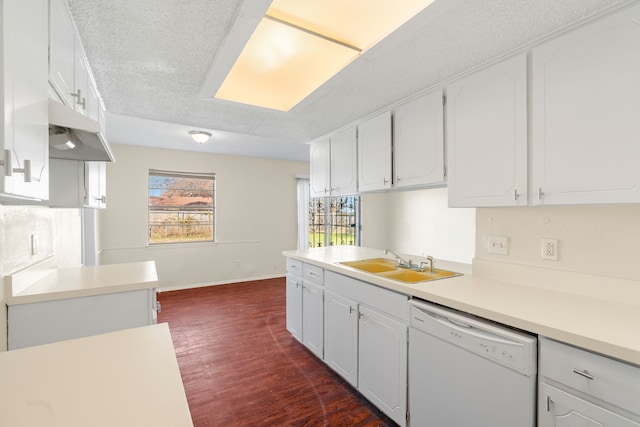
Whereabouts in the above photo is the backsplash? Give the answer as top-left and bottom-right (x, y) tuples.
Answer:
(0, 206), (82, 351)
(476, 205), (640, 281)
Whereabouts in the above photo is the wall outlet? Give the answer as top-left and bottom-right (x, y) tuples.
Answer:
(487, 236), (509, 255)
(31, 233), (39, 255)
(541, 238), (558, 261)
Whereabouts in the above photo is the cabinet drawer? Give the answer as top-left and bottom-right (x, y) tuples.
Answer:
(325, 271), (408, 322)
(539, 337), (640, 416)
(286, 258), (303, 276)
(303, 263), (324, 285)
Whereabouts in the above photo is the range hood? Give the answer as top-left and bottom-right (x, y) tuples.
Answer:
(48, 99), (115, 162)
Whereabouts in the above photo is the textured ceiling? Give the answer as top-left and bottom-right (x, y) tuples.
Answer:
(67, 0), (631, 161)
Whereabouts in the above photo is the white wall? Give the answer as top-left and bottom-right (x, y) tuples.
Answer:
(98, 144), (309, 290)
(0, 206), (82, 351)
(476, 205), (640, 281)
(361, 187), (476, 263)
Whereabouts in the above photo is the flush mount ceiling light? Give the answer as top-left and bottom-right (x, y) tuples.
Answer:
(201, 0), (436, 112)
(189, 130), (212, 144)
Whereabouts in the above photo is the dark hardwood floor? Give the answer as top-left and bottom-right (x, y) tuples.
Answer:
(158, 278), (396, 427)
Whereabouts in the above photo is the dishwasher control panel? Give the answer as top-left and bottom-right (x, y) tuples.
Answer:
(410, 301), (537, 375)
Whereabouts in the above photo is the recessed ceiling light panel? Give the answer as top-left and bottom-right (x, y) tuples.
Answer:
(210, 0), (436, 111)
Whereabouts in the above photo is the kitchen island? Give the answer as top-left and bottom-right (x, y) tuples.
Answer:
(0, 323), (193, 427)
(5, 259), (159, 349)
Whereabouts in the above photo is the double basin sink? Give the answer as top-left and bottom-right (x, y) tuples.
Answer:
(339, 258), (461, 284)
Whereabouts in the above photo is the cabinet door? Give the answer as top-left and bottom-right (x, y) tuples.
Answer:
(48, 159), (83, 207)
(330, 127), (358, 195)
(310, 139), (330, 198)
(84, 161), (106, 208)
(539, 383), (640, 427)
(532, 3), (640, 205)
(0, 0), (49, 200)
(73, 43), (89, 115)
(49, 0), (76, 107)
(285, 275), (303, 341)
(358, 305), (407, 427)
(324, 290), (358, 388)
(358, 111), (391, 192)
(86, 78), (100, 122)
(302, 282), (323, 359)
(447, 54), (528, 207)
(394, 90), (445, 188)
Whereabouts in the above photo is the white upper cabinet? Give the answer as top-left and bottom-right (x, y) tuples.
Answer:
(310, 139), (331, 197)
(73, 43), (89, 115)
(394, 90), (445, 189)
(49, 0), (75, 107)
(330, 127), (358, 196)
(531, 2), (640, 205)
(0, 0), (49, 200)
(446, 54), (528, 207)
(85, 161), (107, 208)
(358, 111), (392, 192)
(310, 127), (358, 198)
(49, 0), (100, 121)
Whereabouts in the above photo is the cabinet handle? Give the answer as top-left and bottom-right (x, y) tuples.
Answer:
(156, 301), (162, 313)
(538, 187), (544, 200)
(71, 89), (81, 99)
(514, 189), (519, 200)
(78, 97), (86, 110)
(349, 306), (355, 314)
(572, 369), (594, 380)
(396, 176), (401, 183)
(308, 271), (318, 277)
(0, 149), (12, 176)
(96, 195), (106, 204)
(12, 159), (32, 182)
(546, 395), (552, 412)
(383, 177), (389, 185)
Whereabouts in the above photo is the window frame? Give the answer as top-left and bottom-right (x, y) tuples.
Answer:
(148, 169), (216, 246)
(308, 195), (361, 248)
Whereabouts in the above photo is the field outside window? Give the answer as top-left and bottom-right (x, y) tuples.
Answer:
(148, 170), (215, 244)
(309, 196), (360, 247)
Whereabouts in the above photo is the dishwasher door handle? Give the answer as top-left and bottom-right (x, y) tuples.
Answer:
(433, 315), (520, 346)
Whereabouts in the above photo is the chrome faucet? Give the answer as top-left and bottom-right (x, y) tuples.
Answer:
(384, 249), (412, 267)
(419, 256), (435, 273)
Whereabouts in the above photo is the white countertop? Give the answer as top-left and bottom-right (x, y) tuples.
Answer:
(284, 246), (640, 366)
(5, 260), (159, 305)
(0, 323), (193, 427)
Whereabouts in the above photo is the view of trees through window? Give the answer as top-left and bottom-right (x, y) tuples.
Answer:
(309, 196), (360, 247)
(148, 171), (215, 244)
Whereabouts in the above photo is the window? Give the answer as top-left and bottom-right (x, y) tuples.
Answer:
(148, 170), (215, 244)
(309, 195), (360, 247)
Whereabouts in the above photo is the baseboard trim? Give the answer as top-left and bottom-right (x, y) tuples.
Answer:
(158, 274), (286, 292)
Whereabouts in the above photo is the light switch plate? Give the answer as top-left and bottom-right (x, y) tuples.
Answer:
(487, 236), (509, 255)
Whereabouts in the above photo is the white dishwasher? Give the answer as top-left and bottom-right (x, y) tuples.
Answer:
(408, 299), (537, 427)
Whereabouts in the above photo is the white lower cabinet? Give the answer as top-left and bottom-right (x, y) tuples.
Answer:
(538, 337), (640, 427)
(286, 259), (324, 358)
(358, 305), (407, 426)
(539, 383), (640, 427)
(324, 270), (409, 427)
(8, 288), (158, 350)
(285, 275), (303, 340)
(302, 282), (324, 359)
(324, 290), (358, 387)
